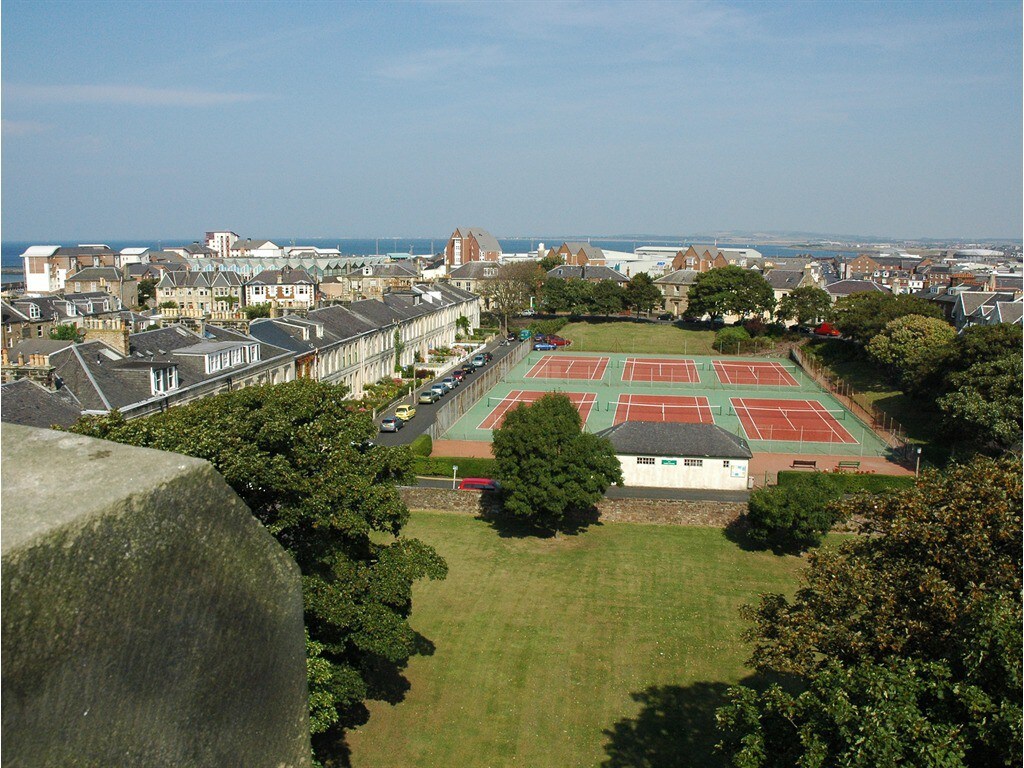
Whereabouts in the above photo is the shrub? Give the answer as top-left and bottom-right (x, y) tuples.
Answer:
(746, 474), (850, 551)
(776, 470), (915, 494)
(528, 318), (569, 336)
(742, 317), (767, 337)
(715, 325), (751, 352)
(409, 433), (432, 458)
(412, 456), (498, 478)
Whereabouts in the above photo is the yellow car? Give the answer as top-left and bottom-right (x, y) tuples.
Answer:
(395, 405), (416, 421)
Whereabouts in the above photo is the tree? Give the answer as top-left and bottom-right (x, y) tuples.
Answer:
(718, 457), (1022, 767)
(68, 380), (448, 762)
(938, 354), (1023, 455)
(393, 328), (405, 372)
(483, 262), (542, 332)
(830, 292), (943, 345)
(136, 277), (157, 308)
(48, 323), (82, 342)
(244, 303), (271, 319)
(563, 278), (594, 316)
(492, 393), (622, 530)
(591, 279), (626, 316)
(775, 286), (832, 327)
(538, 252), (564, 272)
(714, 325), (751, 353)
(685, 266), (775, 321)
(158, 300), (179, 310)
(540, 276), (569, 313)
(745, 474), (848, 551)
(456, 315), (470, 336)
(866, 314), (957, 396)
(623, 272), (663, 317)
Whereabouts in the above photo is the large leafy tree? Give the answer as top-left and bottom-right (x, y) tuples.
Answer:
(685, 266), (775, 321)
(591, 279), (626, 316)
(775, 285), (832, 326)
(623, 272), (663, 317)
(938, 354), (1023, 455)
(718, 457), (1022, 767)
(866, 314), (957, 396)
(68, 380), (447, 761)
(830, 292), (944, 345)
(492, 393), (622, 531)
(484, 262), (543, 331)
(745, 474), (848, 552)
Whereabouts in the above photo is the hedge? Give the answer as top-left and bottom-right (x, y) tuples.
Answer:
(412, 456), (497, 478)
(409, 433), (432, 458)
(776, 471), (915, 494)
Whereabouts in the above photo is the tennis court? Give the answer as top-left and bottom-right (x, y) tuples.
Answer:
(621, 357), (700, 384)
(479, 390), (598, 430)
(713, 360), (799, 387)
(730, 398), (857, 443)
(526, 354), (610, 381)
(612, 394), (716, 425)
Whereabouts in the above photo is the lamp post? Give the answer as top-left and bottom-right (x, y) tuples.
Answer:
(915, 447), (922, 477)
(452, 464), (459, 490)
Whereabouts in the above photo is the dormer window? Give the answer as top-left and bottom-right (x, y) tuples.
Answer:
(27, 304), (40, 319)
(151, 366), (178, 394)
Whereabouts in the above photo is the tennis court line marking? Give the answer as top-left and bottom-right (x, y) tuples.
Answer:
(729, 397), (857, 443)
(621, 357), (700, 383)
(478, 390), (597, 430)
(525, 354), (609, 380)
(712, 360), (799, 386)
(612, 394), (714, 425)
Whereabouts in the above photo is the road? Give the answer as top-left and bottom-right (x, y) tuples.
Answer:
(372, 333), (522, 447)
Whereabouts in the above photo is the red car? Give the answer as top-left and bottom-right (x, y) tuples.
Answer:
(814, 322), (841, 337)
(548, 335), (571, 347)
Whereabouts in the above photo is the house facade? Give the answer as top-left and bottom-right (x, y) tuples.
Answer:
(65, 267), (139, 309)
(444, 228), (502, 268)
(245, 268), (317, 311)
(653, 270), (699, 316)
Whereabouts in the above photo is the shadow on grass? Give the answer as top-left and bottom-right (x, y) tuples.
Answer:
(476, 492), (602, 538)
(313, 630), (438, 768)
(722, 516), (808, 556)
(601, 673), (799, 768)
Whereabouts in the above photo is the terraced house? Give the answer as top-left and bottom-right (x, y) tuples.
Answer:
(245, 268), (316, 311)
(155, 270), (246, 317)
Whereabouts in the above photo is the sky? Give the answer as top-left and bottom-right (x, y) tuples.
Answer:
(1, 0), (1021, 242)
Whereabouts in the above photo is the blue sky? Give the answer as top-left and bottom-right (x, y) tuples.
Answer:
(2, 0), (1020, 241)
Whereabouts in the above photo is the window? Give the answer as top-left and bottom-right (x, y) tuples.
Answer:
(722, 460), (730, 467)
(636, 457), (655, 465)
(683, 459), (703, 467)
(151, 366), (178, 394)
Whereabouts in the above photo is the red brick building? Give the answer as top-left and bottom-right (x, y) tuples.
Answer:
(444, 228), (501, 268)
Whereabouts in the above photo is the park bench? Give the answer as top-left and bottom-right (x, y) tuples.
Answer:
(791, 459), (817, 470)
(835, 461), (861, 472)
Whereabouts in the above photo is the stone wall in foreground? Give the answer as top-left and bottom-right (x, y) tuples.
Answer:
(1, 425), (311, 768)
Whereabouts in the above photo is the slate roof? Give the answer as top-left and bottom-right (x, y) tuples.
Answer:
(596, 421), (752, 459)
(247, 268), (315, 286)
(994, 301), (1024, 324)
(248, 318), (321, 354)
(562, 242), (605, 261)
(66, 267), (124, 283)
(459, 228), (501, 255)
(0, 378), (83, 429)
(654, 269), (699, 285)
(763, 269), (806, 290)
(546, 265), (627, 282)
(448, 261), (500, 279)
(825, 280), (890, 296)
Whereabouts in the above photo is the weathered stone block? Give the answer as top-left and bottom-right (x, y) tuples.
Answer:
(1, 425), (310, 768)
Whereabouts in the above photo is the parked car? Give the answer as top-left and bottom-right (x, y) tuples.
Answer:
(451, 369), (466, 382)
(472, 354), (487, 368)
(814, 322), (841, 337)
(548, 335), (571, 346)
(534, 341), (556, 351)
(379, 416), (404, 432)
(458, 477), (500, 492)
(418, 389), (440, 404)
(520, 309), (537, 316)
(484, 352), (493, 362)
(657, 313), (674, 321)
(506, 332), (517, 341)
(430, 383), (447, 398)
(395, 405), (416, 421)
(519, 329), (533, 341)
(440, 376), (458, 391)
(456, 366), (474, 377)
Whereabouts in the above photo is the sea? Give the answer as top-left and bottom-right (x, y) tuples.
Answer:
(1, 236), (858, 286)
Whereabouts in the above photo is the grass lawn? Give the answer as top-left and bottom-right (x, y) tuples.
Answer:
(802, 340), (942, 447)
(559, 320), (717, 355)
(347, 511), (808, 768)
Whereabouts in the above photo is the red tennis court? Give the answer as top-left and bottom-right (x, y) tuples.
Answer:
(479, 390), (598, 430)
(525, 354), (609, 380)
(622, 357), (700, 383)
(613, 394), (716, 425)
(730, 398), (857, 443)
(713, 360), (799, 386)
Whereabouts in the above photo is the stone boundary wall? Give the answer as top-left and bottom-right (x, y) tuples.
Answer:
(399, 487), (746, 527)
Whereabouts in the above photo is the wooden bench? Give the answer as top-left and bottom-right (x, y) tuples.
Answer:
(835, 461), (861, 472)
(791, 460), (817, 469)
